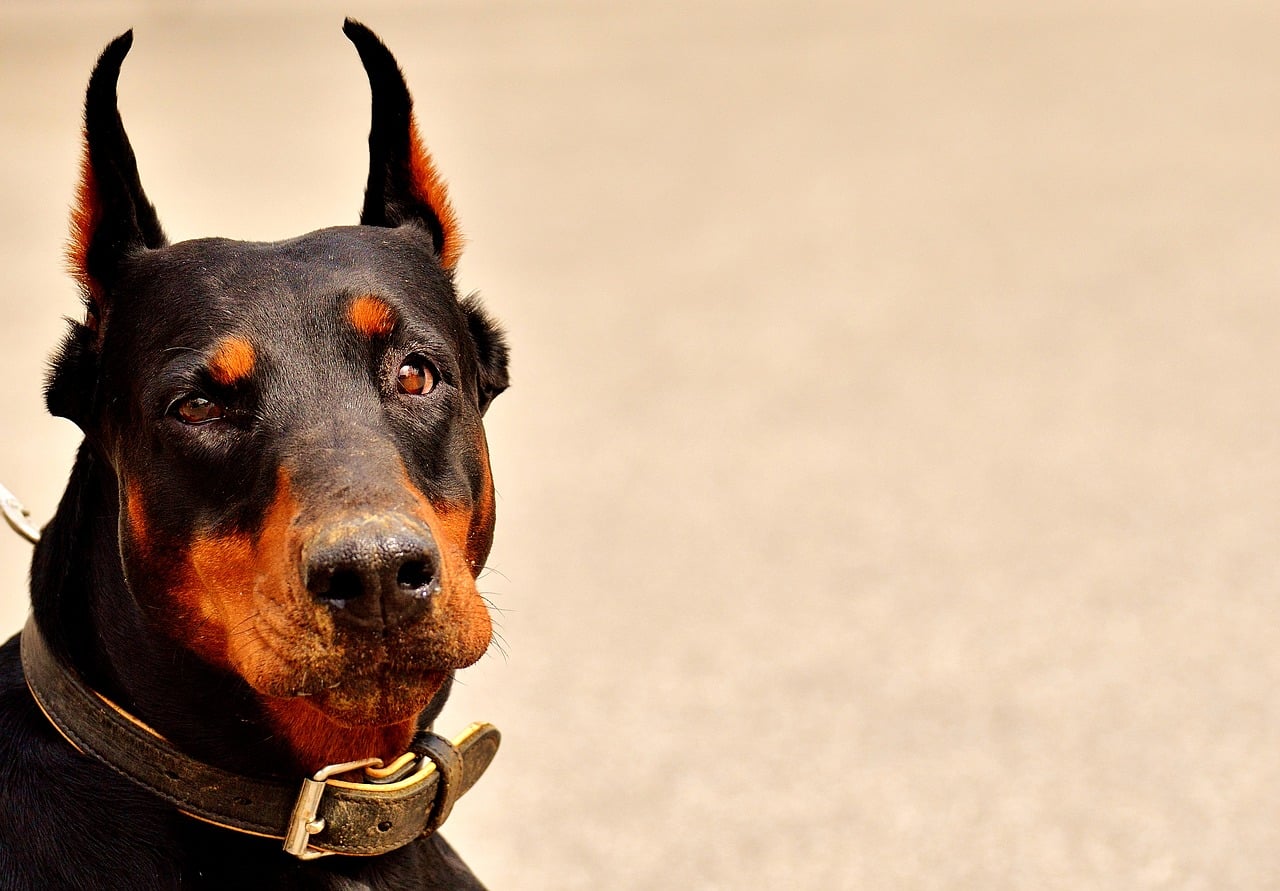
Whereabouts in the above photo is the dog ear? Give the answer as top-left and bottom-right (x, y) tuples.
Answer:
(345, 21), (503, 411)
(51, 30), (167, 425)
(67, 30), (167, 318)
(344, 19), (463, 271)
(460, 294), (509, 414)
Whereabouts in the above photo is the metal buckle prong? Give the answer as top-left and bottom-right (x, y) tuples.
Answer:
(283, 756), (382, 860)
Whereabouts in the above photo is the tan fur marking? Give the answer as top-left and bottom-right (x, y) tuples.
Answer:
(124, 480), (149, 551)
(347, 295), (397, 338)
(397, 465), (493, 663)
(261, 694), (434, 772)
(207, 337), (256, 386)
(408, 121), (464, 269)
(162, 469), (298, 682)
(67, 138), (104, 311)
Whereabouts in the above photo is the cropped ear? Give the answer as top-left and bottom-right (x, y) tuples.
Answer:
(68, 29), (167, 319)
(51, 30), (166, 425)
(344, 19), (463, 270)
(460, 294), (509, 414)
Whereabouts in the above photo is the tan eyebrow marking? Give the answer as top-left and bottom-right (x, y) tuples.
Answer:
(348, 294), (397, 338)
(207, 337), (256, 386)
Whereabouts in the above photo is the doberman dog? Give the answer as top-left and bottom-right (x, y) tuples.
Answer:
(0, 21), (509, 890)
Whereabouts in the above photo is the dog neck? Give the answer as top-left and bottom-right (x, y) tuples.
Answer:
(29, 443), (446, 778)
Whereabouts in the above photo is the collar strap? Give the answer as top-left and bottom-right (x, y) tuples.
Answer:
(19, 615), (499, 859)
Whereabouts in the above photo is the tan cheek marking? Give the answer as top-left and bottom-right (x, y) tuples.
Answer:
(124, 480), (149, 552)
(170, 470), (298, 675)
(348, 295), (397, 338)
(396, 466), (492, 663)
(402, 428), (497, 574)
(394, 464), (489, 574)
(466, 431), (497, 572)
(176, 532), (254, 668)
(423, 431), (498, 574)
(207, 337), (256, 386)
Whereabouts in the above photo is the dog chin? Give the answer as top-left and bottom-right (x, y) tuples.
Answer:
(308, 670), (449, 727)
(257, 666), (449, 728)
(236, 605), (491, 725)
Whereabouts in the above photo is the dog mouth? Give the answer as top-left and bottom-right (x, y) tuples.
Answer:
(234, 586), (490, 723)
(248, 615), (473, 687)
(306, 668), (450, 726)
(243, 627), (453, 724)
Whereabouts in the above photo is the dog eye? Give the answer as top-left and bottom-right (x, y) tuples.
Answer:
(173, 396), (224, 425)
(396, 358), (435, 396)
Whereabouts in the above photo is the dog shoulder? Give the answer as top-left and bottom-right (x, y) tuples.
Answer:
(0, 635), (182, 891)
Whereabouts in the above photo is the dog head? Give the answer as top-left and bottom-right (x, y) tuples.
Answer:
(45, 22), (508, 769)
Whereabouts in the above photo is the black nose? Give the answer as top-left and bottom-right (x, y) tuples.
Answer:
(303, 516), (439, 629)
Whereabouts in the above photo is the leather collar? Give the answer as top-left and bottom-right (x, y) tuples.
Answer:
(19, 615), (499, 860)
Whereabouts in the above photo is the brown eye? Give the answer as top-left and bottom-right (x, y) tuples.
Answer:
(175, 396), (223, 425)
(396, 358), (435, 395)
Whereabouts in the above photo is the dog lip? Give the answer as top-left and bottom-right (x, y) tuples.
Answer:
(242, 609), (473, 698)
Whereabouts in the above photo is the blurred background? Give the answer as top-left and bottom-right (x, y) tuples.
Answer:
(2, 1), (1279, 888)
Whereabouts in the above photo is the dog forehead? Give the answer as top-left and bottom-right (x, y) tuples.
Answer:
(122, 225), (452, 323)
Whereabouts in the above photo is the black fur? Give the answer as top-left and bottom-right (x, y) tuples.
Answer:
(346, 20), (450, 259)
(461, 294), (511, 415)
(0, 21), (507, 890)
(81, 31), (168, 287)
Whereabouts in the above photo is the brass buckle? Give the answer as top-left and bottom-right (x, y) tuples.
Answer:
(280, 726), (481, 859)
(283, 756), (383, 860)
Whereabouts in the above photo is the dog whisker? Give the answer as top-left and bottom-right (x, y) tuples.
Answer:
(479, 594), (512, 616)
(476, 565), (510, 583)
(485, 630), (511, 663)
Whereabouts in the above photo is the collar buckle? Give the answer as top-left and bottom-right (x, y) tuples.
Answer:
(283, 757), (384, 860)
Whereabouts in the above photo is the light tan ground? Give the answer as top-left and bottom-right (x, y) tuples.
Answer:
(2, 2), (1278, 888)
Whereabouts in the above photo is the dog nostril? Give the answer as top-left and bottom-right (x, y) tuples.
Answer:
(304, 521), (439, 627)
(322, 569), (364, 606)
(396, 559), (433, 593)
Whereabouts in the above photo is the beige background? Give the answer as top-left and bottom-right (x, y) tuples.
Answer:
(2, 1), (1278, 888)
